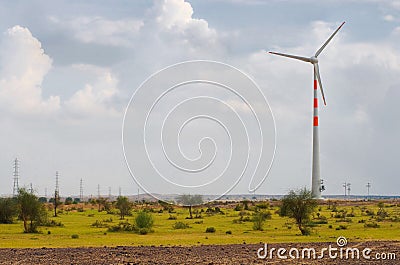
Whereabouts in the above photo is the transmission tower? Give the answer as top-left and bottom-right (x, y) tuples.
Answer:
(97, 184), (100, 198)
(29, 183), (33, 194)
(80, 178), (83, 201)
(347, 183), (351, 197)
(12, 158), (20, 197)
(55, 171), (59, 194)
(366, 182), (371, 200)
(118, 187), (121, 197)
(108, 186), (111, 199)
(54, 171), (60, 217)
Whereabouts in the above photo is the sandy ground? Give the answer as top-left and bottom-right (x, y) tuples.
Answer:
(0, 241), (399, 265)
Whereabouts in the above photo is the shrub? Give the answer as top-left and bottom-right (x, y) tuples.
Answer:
(108, 221), (135, 232)
(365, 210), (375, 216)
(234, 204), (243, 211)
(138, 228), (150, 235)
(225, 230), (232, 234)
(91, 220), (108, 228)
(43, 219), (64, 227)
(336, 225), (347, 230)
(71, 234), (79, 239)
(256, 202), (269, 210)
(168, 214), (177, 220)
(205, 227), (216, 233)
(173, 221), (190, 229)
(252, 211), (272, 231)
(364, 222), (380, 228)
(135, 211), (154, 229)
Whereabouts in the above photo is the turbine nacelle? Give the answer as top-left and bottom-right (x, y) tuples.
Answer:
(310, 56), (318, 64)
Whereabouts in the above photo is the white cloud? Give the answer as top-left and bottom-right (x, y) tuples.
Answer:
(155, 0), (218, 49)
(383, 14), (395, 21)
(0, 25), (60, 114)
(65, 64), (119, 116)
(49, 16), (143, 47)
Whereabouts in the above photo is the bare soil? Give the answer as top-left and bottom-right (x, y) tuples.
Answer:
(0, 241), (399, 264)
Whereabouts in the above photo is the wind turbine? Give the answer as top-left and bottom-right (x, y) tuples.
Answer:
(269, 22), (345, 199)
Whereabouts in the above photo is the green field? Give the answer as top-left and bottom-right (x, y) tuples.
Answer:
(1, 201), (400, 248)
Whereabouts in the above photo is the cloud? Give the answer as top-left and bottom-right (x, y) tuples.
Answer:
(49, 16), (143, 47)
(383, 14), (396, 21)
(0, 25), (60, 114)
(155, 0), (218, 50)
(65, 64), (119, 117)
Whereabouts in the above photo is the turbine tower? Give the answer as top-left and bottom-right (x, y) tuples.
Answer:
(269, 22), (345, 198)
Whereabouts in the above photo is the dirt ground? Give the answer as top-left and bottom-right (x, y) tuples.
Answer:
(0, 241), (399, 265)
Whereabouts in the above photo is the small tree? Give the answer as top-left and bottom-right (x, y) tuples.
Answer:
(65, 197), (73, 205)
(135, 211), (154, 234)
(116, 196), (132, 219)
(0, 198), (17, 224)
(279, 188), (317, 235)
(17, 189), (48, 233)
(177, 194), (203, 219)
(53, 190), (61, 217)
(252, 211), (272, 231)
(96, 197), (111, 212)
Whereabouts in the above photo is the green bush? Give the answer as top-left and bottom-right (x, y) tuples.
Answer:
(205, 227), (216, 233)
(138, 228), (150, 235)
(42, 219), (64, 227)
(71, 234), (79, 239)
(135, 211), (154, 229)
(364, 222), (380, 228)
(252, 211), (272, 231)
(173, 221), (190, 229)
(168, 214), (177, 220)
(91, 220), (108, 228)
(108, 221), (135, 232)
(225, 230), (232, 234)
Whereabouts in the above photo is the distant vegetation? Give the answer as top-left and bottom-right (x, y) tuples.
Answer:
(0, 190), (400, 247)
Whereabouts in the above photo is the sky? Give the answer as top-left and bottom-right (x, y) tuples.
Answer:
(0, 0), (399, 197)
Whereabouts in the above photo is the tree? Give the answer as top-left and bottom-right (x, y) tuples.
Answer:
(177, 194), (203, 219)
(279, 188), (317, 235)
(96, 197), (111, 212)
(135, 211), (154, 234)
(116, 196), (132, 219)
(0, 198), (17, 224)
(38, 197), (47, 203)
(65, 197), (73, 205)
(17, 189), (48, 233)
(53, 190), (61, 217)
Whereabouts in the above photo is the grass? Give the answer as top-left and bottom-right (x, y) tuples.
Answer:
(0, 201), (399, 248)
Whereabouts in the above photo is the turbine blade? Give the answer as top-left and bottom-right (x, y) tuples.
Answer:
(315, 21), (345, 57)
(268, 51), (311, 63)
(314, 63), (327, 105)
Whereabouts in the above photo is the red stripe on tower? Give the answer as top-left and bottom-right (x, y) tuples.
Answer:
(314, 79), (317, 90)
(313, 116), (319, 127)
(314, 98), (318, 108)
